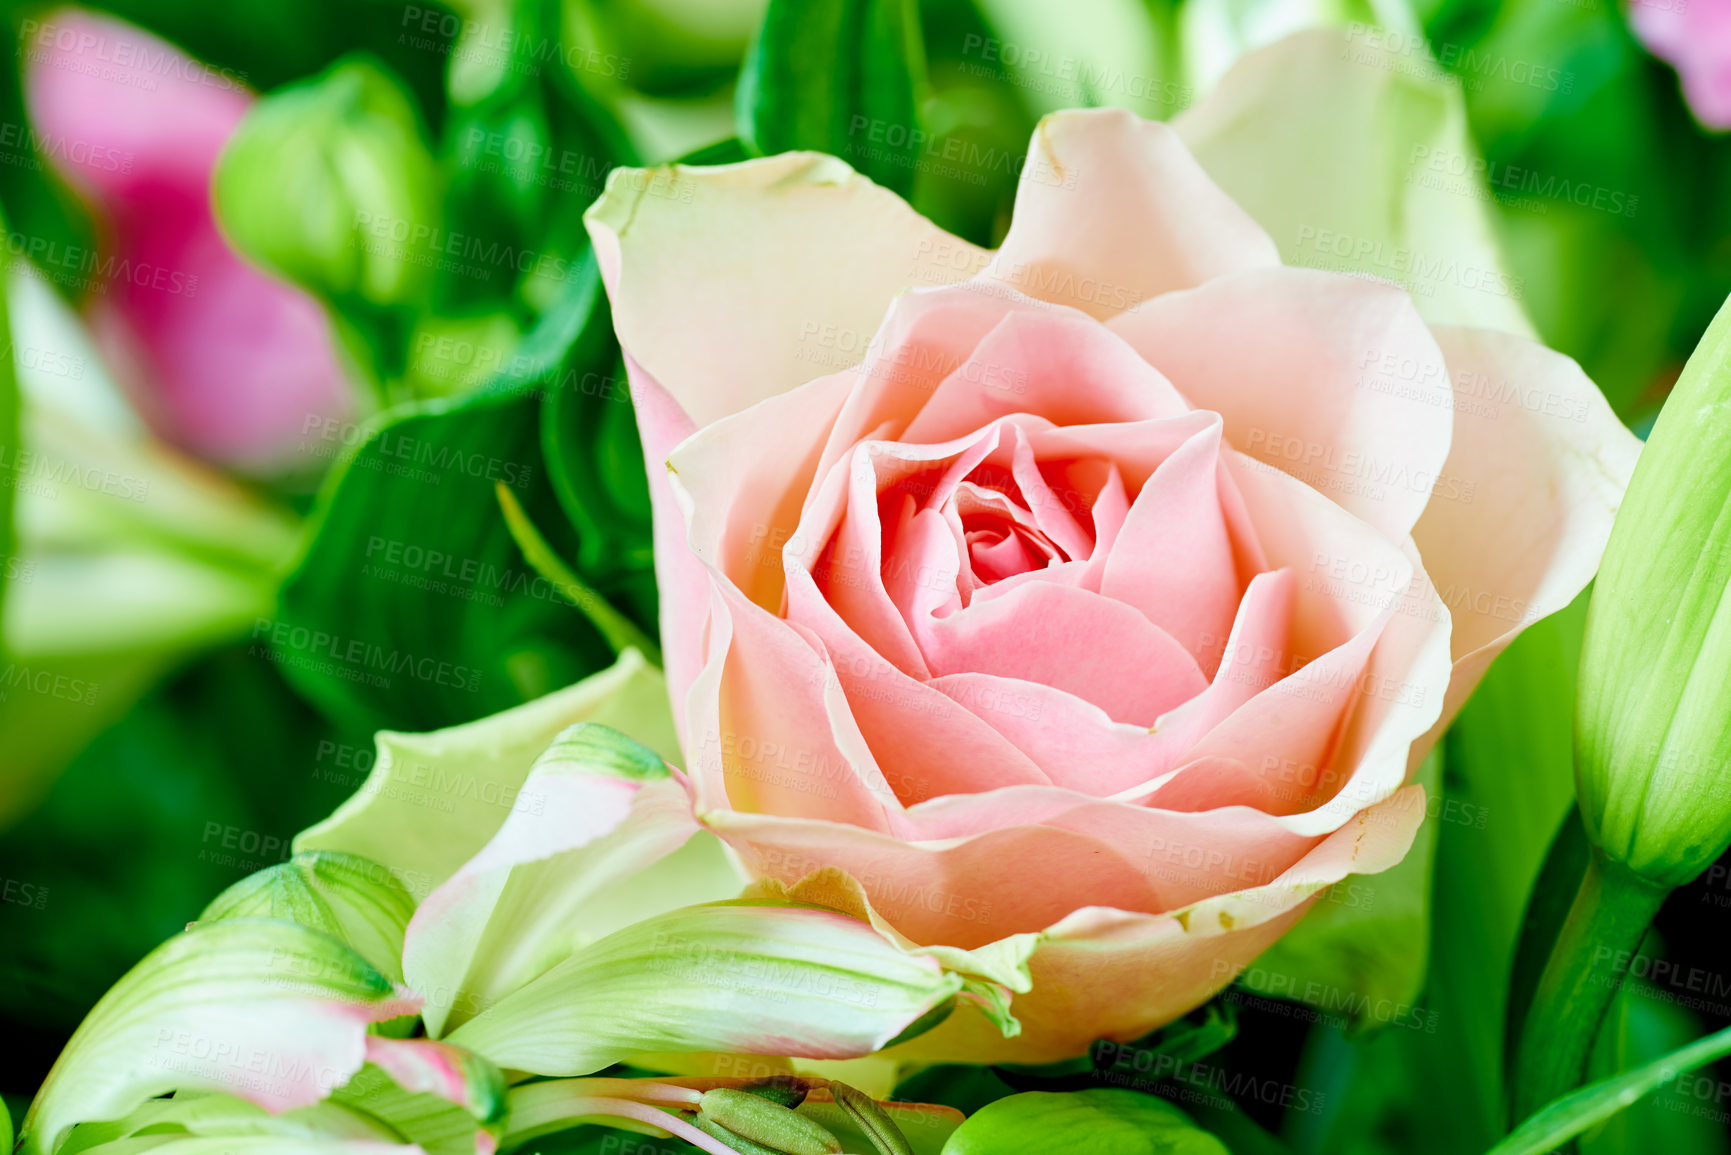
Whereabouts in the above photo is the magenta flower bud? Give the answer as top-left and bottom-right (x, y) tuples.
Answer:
(23, 8), (354, 472)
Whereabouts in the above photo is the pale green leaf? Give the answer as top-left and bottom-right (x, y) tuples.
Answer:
(56, 1094), (396, 1154)
(445, 901), (966, 1075)
(1179, 0), (1420, 96)
(19, 919), (416, 1155)
(970, 0), (1175, 119)
(294, 649), (679, 903)
(405, 724), (742, 1037)
(200, 852), (416, 986)
(0, 268), (299, 823)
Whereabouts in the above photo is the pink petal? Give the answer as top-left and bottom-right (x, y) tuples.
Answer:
(24, 10), (353, 471)
(708, 788), (1345, 948)
(1098, 418), (1258, 664)
(886, 785), (1428, 1064)
(663, 368), (857, 731)
(684, 579), (903, 827)
(1110, 266), (1455, 540)
(921, 582), (1206, 726)
(785, 561), (1053, 805)
(625, 352), (707, 734)
(898, 308), (1190, 445)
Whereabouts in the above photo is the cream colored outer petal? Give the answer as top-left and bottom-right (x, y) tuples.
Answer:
(982, 108), (1280, 319)
(584, 154), (987, 431)
(886, 784), (1428, 1064)
(1175, 28), (1534, 337)
(1411, 325), (1641, 746)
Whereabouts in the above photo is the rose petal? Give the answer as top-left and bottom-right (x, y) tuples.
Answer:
(690, 581), (903, 826)
(885, 784), (1427, 1063)
(922, 582), (1206, 726)
(1410, 325), (1640, 746)
(586, 154), (986, 432)
(662, 368), (857, 724)
(1098, 417), (1258, 663)
(785, 565), (1054, 805)
(983, 109), (1280, 318)
(708, 790), (1341, 948)
(899, 308), (1190, 445)
(1110, 266), (1455, 540)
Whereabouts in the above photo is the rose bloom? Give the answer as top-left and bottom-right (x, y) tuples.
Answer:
(585, 106), (1638, 1060)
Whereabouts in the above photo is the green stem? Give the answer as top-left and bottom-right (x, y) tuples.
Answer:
(494, 481), (662, 665)
(1510, 845), (1670, 1131)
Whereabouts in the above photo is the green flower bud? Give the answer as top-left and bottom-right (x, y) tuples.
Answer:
(1577, 292), (1731, 887)
(214, 56), (439, 307)
(698, 1088), (843, 1155)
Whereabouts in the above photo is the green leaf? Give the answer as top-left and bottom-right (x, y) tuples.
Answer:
(273, 260), (639, 734)
(0, 647), (364, 1087)
(736, 0), (926, 196)
(1582, 980), (1731, 1155)
(1490, 1020), (1731, 1155)
(198, 852), (417, 986)
(1095, 1003), (1239, 1074)
(0, 207), (17, 641)
(1413, 601), (1587, 1148)
(538, 353), (655, 586)
(295, 648), (680, 904)
(1506, 807), (1591, 1075)
(64, 1137), (411, 1155)
(404, 722), (739, 1037)
(939, 1091), (1228, 1155)
(444, 901), (968, 1075)
(1176, 27), (1534, 335)
(17, 919), (416, 1155)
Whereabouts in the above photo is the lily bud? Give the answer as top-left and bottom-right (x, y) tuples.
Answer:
(213, 56), (439, 307)
(697, 1088), (843, 1155)
(1576, 291), (1731, 888)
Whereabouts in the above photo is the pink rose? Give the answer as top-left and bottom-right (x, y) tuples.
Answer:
(585, 109), (1639, 1060)
(25, 7), (352, 471)
(1630, 0), (1731, 130)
